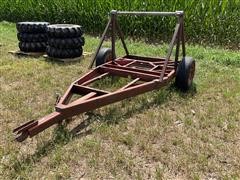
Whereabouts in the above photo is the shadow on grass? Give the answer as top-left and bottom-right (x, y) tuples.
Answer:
(170, 82), (197, 99)
(9, 83), (197, 177)
(44, 58), (83, 66)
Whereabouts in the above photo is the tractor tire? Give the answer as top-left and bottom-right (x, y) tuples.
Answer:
(46, 46), (83, 58)
(96, 48), (112, 67)
(175, 57), (195, 91)
(47, 24), (83, 38)
(48, 37), (85, 49)
(16, 22), (49, 33)
(19, 42), (47, 52)
(17, 33), (48, 42)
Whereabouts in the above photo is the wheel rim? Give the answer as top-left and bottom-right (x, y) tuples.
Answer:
(187, 62), (195, 87)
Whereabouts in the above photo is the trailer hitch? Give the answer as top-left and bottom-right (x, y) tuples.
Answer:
(14, 112), (63, 142)
(13, 120), (37, 142)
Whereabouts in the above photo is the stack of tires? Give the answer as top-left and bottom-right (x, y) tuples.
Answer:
(16, 22), (49, 52)
(46, 24), (84, 59)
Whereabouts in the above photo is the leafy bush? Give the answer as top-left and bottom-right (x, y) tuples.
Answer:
(0, 0), (239, 47)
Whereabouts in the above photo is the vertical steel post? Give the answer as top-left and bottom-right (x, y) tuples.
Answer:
(179, 13), (186, 57)
(160, 23), (180, 81)
(174, 16), (181, 70)
(89, 18), (112, 69)
(111, 10), (117, 60)
(116, 20), (129, 56)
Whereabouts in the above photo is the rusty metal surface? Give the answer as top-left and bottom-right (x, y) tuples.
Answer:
(14, 57), (176, 141)
(13, 10), (187, 142)
(115, 11), (183, 16)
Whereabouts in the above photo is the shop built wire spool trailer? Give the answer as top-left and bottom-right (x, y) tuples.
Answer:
(13, 10), (195, 142)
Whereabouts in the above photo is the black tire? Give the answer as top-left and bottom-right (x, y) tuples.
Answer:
(48, 37), (85, 49)
(96, 48), (112, 67)
(46, 46), (83, 58)
(175, 57), (195, 91)
(16, 22), (49, 33)
(19, 42), (47, 52)
(17, 33), (48, 42)
(47, 24), (83, 38)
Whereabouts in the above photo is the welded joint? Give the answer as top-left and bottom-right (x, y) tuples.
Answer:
(176, 11), (184, 16)
(110, 10), (118, 15)
(55, 93), (62, 105)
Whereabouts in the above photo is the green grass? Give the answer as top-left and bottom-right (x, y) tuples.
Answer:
(0, 0), (239, 47)
(0, 21), (240, 179)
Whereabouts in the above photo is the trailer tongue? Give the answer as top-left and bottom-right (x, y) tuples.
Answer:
(13, 10), (195, 142)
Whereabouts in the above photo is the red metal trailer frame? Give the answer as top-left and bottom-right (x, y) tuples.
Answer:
(14, 10), (187, 142)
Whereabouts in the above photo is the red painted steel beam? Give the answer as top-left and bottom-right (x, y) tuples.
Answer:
(81, 72), (109, 86)
(160, 22), (180, 81)
(98, 66), (161, 81)
(123, 55), (166, 62)
(74, 69), (101, 85)
(103, 64), (167, 76)
(72, 84), (110, 95)
(115, 58), (175, 67)
(28, 112), (63, 137)
(56, 79), (167, 115)
(117, 78), (140, 90)
(67, 92), (97, 107)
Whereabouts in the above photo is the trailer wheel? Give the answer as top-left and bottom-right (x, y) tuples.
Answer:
(175, 57), (195, 91)
(96, 48), (112, 67)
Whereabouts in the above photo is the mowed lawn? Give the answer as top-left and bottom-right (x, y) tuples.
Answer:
(0, 21), (240, 179)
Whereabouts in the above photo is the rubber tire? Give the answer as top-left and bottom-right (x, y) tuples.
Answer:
(96, 48), (112, 67)
(48, 37), (85, 49)
(175, 57), (195, 91)
(17, 33), (48, 42)
(16, 22), (49, 33)
(46, 46), (83, 58)
(47, 24), (83, 38)
(19, 42), (47, 52)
